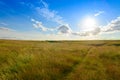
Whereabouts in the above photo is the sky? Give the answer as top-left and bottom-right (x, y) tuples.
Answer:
(0, 0), (120, 40)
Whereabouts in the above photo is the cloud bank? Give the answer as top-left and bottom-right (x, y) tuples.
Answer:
(1, 15), (120, 40)
(32, 16), (120, 37)
(31, 18), (102, 36)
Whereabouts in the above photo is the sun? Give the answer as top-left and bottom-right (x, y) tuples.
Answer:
(82, 17), (97, 31)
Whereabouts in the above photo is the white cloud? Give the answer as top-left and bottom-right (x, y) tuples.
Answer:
(73, 16), (120, 36)
(31, 18), (54, 31)
(31, 18), (72, 33)
(0, 25), (119, 40)
(102, 17), (120, 32)
(57, 24), (72, 34)
(31, 18), (72, 34)
(94, 11), (104, 16)
(36, 0), (65, 25)
(31, 18), (102, 36)
(0, 27), (18, 39)
(57, 24), (101, 36)
(31, 18), (47, 31)
(0, 22), (8, 26)
(41, 0), (48, 8)
(74, 16), (120, 36)
(31, 18), (35, 22)
(31, 15), (120, 38)
(0, 27), (15, 32)
(0, 27), (79, 40)
(72, 27), (101, 36)
(91, 27), (101, 35)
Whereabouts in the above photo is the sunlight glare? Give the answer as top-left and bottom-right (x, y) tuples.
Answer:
(82, 17), (97, 31)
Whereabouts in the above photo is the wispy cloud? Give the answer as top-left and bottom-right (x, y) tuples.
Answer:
(74, 16), (120, 36)
(102, 17), (120, 32)
(0, 27), (15, 32)
(0, 22), (8, 26)
(31, 15), (120, 38)
(31, 18), (73, 34)
(31, 18), (102, 36)
(73, 16), (120, 36)
(0, 27), (18, 39)
(19, 1), (34, 9)
(41, 0), (48, 8)
(0, 26), (78, 40)
(57, 24), (72, 34)
(31, 18), (72, 33)
(1, 20), (119, 40)
(76, 16), (120, 36)
(72, 27), (101, 36)
(94, 11), (104, 16)
(36, 0), (65, 25)
(31, 18), (54, 31)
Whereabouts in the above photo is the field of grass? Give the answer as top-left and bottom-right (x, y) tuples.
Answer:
(0, 40), (120, 80)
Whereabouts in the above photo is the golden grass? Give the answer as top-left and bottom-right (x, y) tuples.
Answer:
(0, 40), (120, 80)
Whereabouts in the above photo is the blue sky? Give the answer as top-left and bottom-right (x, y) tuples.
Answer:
(0, 0), (120, 40)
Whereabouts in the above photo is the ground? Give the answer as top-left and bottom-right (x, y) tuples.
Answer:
(0, 40), (120, 80)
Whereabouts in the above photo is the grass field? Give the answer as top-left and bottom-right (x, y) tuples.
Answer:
(0, 40), (120, 80)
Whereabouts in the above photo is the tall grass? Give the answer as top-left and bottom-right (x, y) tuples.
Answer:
(0, 40), (120, 80)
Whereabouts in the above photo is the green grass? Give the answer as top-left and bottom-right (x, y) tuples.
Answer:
(0, 40), (120, 80)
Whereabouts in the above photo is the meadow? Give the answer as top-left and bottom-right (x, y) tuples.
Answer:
(0, 40), (120, 80)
